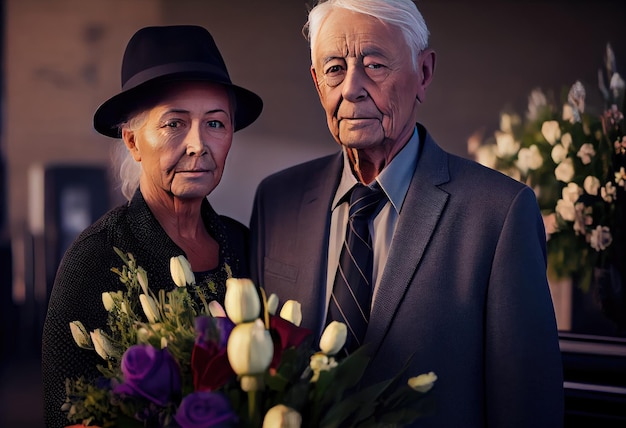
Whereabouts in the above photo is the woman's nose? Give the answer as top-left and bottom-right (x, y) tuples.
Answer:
(185, 126), (207, 156)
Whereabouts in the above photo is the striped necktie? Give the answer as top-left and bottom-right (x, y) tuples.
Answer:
(327, 183), (385, 354)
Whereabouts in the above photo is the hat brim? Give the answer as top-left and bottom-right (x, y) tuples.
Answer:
(93, 72), (263, 138)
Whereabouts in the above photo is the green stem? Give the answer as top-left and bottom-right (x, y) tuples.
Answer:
(248, 389), (261, 427)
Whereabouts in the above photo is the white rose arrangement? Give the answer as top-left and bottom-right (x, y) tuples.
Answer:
(469, 43), (626, 294)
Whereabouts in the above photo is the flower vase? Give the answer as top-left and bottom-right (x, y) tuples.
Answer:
(592, 265), (626, 331)
(548, 276), (573, 331)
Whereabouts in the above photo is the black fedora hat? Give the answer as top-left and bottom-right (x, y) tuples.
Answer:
(93, 25), (263, 138)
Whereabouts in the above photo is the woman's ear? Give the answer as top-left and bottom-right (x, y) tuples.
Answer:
(122, 128), (141, 162)
(415, 48), (436, 104)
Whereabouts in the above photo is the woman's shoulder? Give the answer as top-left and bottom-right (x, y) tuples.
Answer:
(218, 215), (248, 235)
(217, 214), (249, 254)
(58, 203), (134, 270)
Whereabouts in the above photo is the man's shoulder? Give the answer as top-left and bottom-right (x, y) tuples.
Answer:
(419, 130), (527, 193)
(449, 153), (527, 190)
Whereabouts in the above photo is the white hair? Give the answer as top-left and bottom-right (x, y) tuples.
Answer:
(305, 0), (429, 71)
(113, 111), (147, 202)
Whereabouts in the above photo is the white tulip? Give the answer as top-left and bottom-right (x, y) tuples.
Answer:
(263, 404), (302, 428)
(408, 371), (438, 393)
(90, 329), (115, 360)
(139, 294), (160, 323)
(170, 255), (195, 287)
(225, 278), (260, 324)
(101, 292), (115, 312)
(136, 327), (150, 344)
(227, 319), (273, 377)
(319, 321), (347, 356)
(137, 266), (149, 295)
(69, 321), (93, 349)
(266, 293), (279, 316)
(209, 300), (227, 317)
(279, 300), (302, 326)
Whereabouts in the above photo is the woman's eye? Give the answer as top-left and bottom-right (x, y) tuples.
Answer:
(207, 120), (224, 129)
(163, 120), (182, 128)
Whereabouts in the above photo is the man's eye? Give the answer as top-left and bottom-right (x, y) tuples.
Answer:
(366, 63), (383, 69)
(325, 64), (343, 74)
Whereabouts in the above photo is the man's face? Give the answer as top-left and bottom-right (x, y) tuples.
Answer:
(311, 8), (426, 152)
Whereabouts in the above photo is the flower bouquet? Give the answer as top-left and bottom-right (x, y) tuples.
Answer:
(63, 248), (436, 427)
(468, 43), (626, 297)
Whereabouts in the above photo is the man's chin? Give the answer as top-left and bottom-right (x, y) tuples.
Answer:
(338, 138), (384, 151)
(337, 124), (385, 150)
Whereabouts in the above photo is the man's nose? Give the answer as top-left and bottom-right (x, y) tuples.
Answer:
(342, 65), (368, 102)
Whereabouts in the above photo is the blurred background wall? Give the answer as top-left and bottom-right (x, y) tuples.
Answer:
(0, 0), (625, 425)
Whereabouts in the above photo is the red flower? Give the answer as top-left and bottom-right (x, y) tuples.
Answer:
(269, 315), (313, 369)
(191, 316), (236, 391)
(191, 342), (235, 391)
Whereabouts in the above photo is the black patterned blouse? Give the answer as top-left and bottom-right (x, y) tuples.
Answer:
(41, 190), (249, 427)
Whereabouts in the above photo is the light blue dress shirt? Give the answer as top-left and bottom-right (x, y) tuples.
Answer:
(325, 127), (420, 323)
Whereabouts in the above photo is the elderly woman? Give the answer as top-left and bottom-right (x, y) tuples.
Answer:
(41, 25), (262, 427)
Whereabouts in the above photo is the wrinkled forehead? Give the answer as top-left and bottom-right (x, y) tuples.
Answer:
(312, 10), (404, 63)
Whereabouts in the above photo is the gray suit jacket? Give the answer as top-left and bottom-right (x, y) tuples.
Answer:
(250, 125), (564, 427)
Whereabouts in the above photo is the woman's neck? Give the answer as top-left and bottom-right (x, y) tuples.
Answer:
(144, 191), (219, 272)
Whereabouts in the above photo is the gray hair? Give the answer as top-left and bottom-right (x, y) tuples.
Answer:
(305, 0), (429, 71)
(113, 111), (147, 202)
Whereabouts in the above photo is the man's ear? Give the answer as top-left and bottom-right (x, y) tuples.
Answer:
(310, 65), (323, 100)
(122, 128), (141, 162)
(415, 48), (436, 104)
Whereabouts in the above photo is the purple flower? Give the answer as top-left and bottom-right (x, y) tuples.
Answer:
(114, 344), (181, 406)
(195, 316), (234, 349)
(174, 391), (238, 428)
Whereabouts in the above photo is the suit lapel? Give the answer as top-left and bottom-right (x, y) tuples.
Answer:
(296, 153), (343, 334)
(365, 131), (451, 355)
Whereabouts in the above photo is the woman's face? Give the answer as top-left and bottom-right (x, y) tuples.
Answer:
(123, 81), (234, 202)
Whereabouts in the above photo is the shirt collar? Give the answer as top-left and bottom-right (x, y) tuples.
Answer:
(332, 127), (420, 213)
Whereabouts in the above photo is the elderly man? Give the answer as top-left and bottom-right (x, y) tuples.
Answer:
(250, 1), (563, 426)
